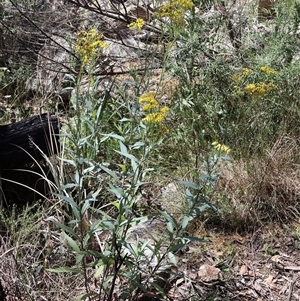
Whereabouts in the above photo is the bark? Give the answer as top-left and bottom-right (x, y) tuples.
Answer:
(0, 113), (60, 169)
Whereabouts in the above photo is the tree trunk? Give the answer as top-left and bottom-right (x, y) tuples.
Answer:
(0, 113), (60, 169)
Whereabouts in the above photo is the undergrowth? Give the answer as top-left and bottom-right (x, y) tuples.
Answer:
(1, 0), (300, 300)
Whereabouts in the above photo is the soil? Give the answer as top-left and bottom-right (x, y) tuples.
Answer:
(139, 183), (300, 301)
(1, 181), (300, 301)
(166, 224), (300, 301)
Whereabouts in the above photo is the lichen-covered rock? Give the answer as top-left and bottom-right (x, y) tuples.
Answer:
(27, 36), (72, 100)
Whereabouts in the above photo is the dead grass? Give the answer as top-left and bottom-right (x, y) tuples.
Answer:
(1, 135), (300, 300)
(0, 210), (87, 301)
(213, 135), (300, 229)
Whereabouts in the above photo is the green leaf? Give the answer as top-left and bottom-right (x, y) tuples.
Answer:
(64, 73), (76, 82)
(86, 249), (103, 258)
(181, 215), (193, 230)
(54, 222), (78, 238)
(186, 189), (194, 207)
(166, 221), (174, 234)
(94, 265), (105, 280)
(119, 141), (128, 155)
(129, 215), (150, 227)
(82, 166), (94, 175)
(169, 243), (187, 253)
(178, 180), (199, 190)
(58, 158), (77, 167)
(153, 239), (163, 254)
(168, 252), (177, 265)
(53, 194), (80, 220)
(131, 141), (145, 149)
(110, 200), (120, 212)
(59, 183), (78, 190)
(150, 282), (167, 298)
(108, 183), (124, 198)
(81, 199), (90, 215)
(62, 232), (80, 253)
(99, 164), (119, 180)
(131, 158), (139, 174)
(119, 117), (130, 122)
(101, 219), (115, 231)
(220, 155), (232, 161)
(182, 235), (209, 242)
(102, 133), (125, 142)
(115, 150), (139, 162)
(117, 164), (127, 173)
(158, 210), (178, 228)
(76, 254), (85, 264)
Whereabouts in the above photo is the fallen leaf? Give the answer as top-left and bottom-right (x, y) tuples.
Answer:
(188, 272), (197, 280)
(175, 278), (185, 286)
(240, 265), (248, 276)
(248, 270), (254, 277)
(265, 274), (273, 286)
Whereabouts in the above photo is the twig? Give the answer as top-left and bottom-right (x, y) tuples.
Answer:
(284, 266), (300, 271)
(287, 275), (298, 301)
(0, 247), (16, 258)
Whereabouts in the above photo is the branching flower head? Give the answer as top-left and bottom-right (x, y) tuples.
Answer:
(232, 68), (252, 83)
(212, 141), (231, 154)
(74, 28), (108, 64)
(156, 0), (194, 26)
(142, 107), (170, 123)
(139, 92), (170, 128)
(260, 66), (277, 75)
(128, 18), (145, 30)
(242, 68), (252, 76)
(244, 82), (277, 96)
(138, 92), (159, 111)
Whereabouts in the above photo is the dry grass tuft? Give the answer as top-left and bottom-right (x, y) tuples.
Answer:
(0, 208), (85, 301)
(210, 135), (300, 231)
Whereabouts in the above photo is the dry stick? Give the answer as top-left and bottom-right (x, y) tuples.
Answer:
(287, 275), (298, 301)
(284, 266), (300, 271)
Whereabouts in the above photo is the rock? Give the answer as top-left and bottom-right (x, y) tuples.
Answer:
(198, 264), (221, 282)
(125, 217), (174, 292)
(27, 36), (71, 101)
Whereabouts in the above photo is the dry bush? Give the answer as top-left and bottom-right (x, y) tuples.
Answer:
(214, 135), (300, 230)
(0, 210), (86, 301)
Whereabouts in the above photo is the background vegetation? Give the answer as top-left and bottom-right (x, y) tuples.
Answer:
(1, 0), (300, 300)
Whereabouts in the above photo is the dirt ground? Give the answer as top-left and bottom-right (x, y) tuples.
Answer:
(167, 223), (300, 301)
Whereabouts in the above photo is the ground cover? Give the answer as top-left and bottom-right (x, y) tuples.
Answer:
(0, 0), (300, 300)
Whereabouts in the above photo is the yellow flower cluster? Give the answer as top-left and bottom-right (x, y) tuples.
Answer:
(156, 0), (194, 26)
(242, 68), (252, 76)
(244, 82), (277, 96)
(260, 66), (277, 75)
(232, 68), (252, 83)
(74, 29), (108, 64)
(143, 107), (170, 123)
(127, 18), (145, 30)
(212, 141), (231, 154)
(139, 92), (159, 111)
(138, 92), (169, 124)
(232, 74), (242, 83)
